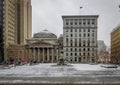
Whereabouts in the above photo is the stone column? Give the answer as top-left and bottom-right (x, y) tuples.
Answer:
(57, 49), (58, 61)
(47, 48), (49, 62)
(33, 48), (35, 60)
(43, 48), (45, 62)
(52, 48), (54, 63)
(38, 48), (40, 62)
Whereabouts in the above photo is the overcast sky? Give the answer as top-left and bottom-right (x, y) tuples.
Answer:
(31, 0), (120, 46)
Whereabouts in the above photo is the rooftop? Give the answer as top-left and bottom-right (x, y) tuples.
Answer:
(33, 29), (57, 39)
(62, 15), (99, 18)
(111, 24), (120, 34)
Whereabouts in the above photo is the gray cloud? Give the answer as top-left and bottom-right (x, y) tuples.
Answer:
(32, 0), (120, 46)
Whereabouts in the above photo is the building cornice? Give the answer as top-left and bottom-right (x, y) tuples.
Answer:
(62, 15), (99, 19)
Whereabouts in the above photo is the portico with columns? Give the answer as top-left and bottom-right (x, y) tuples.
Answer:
(26, 29), (59, 63)
(28, 42), (59, 63)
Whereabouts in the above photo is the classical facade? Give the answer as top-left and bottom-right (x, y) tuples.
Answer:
(111, 25), (120, 64)
(26, 30), (59, 63)
(62, 15), (99, 63)
(0, 0), (32, 62)
(7, 30), (59, 63)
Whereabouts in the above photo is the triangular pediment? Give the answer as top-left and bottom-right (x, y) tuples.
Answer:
(29, 41), (52, 46)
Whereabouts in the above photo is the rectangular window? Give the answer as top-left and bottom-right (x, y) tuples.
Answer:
(75, 53), (77, 56)
(79, 29), (81, 32)
(88, 33), (90, 37)
(66, 48), (68, 51)
(70, 22), (73, 25)
(66, 38), (68, 42)
(88, 29), (90, 32)
(71, 48), (73, 51)
(92, 48), (94, 51)
(79, 53), (81, 56)
(75, 34), (77, 37)
(87, 19), (90, 25)
(65, 19), (69, 25)
(84, 29), (85, 32)
(75, 48), (77, 51)
(66, 53), (68, 56)
(83, 19), (86, 25)
(75, 29), (77, 32)
(70, 19), (73, 25)
(79, 43), (81, 46)
(66, 22), (68, 25)
(79, 19), (82, 25)
(66, 29), (68, 32)
(92, 33), (94, 37)
(75, 19), (78, 25)
(79, 34), (81, 37)
(92, 19), (95, 25)
(75, 57), (77, 61)
(84, 33), (86, 37)
(79, 48), (81, 51)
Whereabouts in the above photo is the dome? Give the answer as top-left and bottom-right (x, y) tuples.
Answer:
(33, 29), (57, 38)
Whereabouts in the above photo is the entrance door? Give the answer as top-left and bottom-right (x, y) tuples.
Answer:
(79, 57), (81, 63)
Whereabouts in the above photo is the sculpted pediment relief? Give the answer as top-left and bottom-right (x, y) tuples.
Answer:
(29, 41), (52, 46)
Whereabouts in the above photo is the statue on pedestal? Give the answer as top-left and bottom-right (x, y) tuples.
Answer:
(57, 51), (66, 65)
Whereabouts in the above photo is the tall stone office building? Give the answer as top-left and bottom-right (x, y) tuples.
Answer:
(0, 0), (32, 62)
(0, 0), (4, 62)
(17, 0), (32, 44)
(62, 15), (98, 63)
(111, 25), (120, 64)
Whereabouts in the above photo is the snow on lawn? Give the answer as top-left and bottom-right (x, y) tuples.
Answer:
(0, 63), (120, 77)
(72, 64), (103, 71)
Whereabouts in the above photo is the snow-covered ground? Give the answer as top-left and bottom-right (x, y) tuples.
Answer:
(0, 63), (120, 77)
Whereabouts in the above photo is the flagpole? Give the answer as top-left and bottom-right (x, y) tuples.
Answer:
(80, 6), (83, 15)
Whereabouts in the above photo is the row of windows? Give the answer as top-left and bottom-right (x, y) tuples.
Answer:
(66, 48), (95, 51)
(66, 33), (95, 37)
(65, 57), (95, 62)
(66, 39), (95, 43)
(65, 42), (95, 47)
(66, 38), (95, 41)
(66, 52), (95, 56)
(65, 29), (95, 32)
(65, 19), (95, 26)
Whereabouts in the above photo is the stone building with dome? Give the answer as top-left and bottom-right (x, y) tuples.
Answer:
(7, 30), (60, 63)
